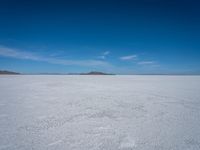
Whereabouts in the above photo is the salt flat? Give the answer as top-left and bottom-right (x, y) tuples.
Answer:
(0, 75), (200, 150)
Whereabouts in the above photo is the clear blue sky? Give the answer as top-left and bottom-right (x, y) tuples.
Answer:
(0, 0), (200, 74)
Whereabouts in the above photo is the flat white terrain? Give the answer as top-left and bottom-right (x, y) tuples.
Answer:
(0, 75), (200, 150)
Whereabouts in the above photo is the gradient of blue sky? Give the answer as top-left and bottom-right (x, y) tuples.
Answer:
(0, 0), (200, 74)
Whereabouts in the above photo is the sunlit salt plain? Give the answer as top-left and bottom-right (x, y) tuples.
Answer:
(0, 75), (200, 150)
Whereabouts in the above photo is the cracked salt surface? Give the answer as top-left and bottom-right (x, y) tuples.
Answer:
(48, 140), (63, 147)
(0, 75), (200, 150)
(119, 136), (136, 149)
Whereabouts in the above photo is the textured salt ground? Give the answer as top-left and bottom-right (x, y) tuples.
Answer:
(0, 75), (200, 150)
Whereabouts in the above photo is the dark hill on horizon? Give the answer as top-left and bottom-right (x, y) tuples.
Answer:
(0, 70), (20, 75)
(0, 70), (114, 75)
(80, 71), (114, 75)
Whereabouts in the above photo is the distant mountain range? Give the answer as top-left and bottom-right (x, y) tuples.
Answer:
(0, 70), (114, 75)
(39, 71), (115, 75)
(80, 71), (114, 75)
(0, 70), (20, 75)
(1, 70), (199, 75)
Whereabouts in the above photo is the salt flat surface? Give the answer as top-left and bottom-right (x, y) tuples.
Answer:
(0, 75), (200, 150)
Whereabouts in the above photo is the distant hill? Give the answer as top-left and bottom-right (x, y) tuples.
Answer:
(80, 71), (115, 75)
(0, 70), (114, 75)
(0, 70), (20, 75)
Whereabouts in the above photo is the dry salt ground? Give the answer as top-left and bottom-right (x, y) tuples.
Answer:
(0, 75), (200, 150)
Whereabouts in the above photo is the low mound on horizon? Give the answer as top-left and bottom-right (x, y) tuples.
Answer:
(80, 71), (115, 75)
(0, 70), (114, 75)
(0, 70), (20, 75)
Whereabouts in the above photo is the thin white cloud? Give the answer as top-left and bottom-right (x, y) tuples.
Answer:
(0, 46), (111, 67)
(0, 46), (40, 60)
(120, 55), (137, 60)
(98, 55), (105, 59)
(137, 61), (155, 65)
(98, 51), (110, 59)
(103, 51), (110, 55)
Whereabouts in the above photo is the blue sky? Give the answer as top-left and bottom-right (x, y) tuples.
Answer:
(0, 0), (200, 74)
